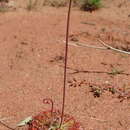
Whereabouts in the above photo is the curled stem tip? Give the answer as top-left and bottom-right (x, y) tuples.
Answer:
(43, 98), (54, 116)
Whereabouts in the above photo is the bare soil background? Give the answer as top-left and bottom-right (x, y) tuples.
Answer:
(0, 0), (130, 130)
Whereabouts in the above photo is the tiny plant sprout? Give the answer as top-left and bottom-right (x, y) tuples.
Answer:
(17, 116), (32, 127)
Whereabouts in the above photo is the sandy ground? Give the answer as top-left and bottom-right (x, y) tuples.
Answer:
(0, 0), (130, 130)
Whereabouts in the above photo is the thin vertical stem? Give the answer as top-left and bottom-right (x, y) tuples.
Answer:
(60, 0), (72, 128)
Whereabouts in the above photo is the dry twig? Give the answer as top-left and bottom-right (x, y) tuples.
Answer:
(62, 39), (130, 55)
(0, 121), (15, 130)
(99, 39), (130, 55)
(66, 41), (107, 50)
(59, 65), (130, 76)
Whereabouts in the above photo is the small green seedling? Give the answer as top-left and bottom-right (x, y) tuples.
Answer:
(108, 68), (124, 76)
(17, 116), (32, 127)
(80, 0), (102, 12)
(90, 85), (102, 97)
(108, 87), (116, 94)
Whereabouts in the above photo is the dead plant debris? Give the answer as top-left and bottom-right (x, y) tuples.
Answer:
(50, 55), (64, 63)
(68, 78), (130, 102)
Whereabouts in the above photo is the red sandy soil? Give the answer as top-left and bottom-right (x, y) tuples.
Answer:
(0, 0), (130, 130)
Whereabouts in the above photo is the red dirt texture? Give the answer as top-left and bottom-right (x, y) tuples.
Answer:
(0, 0), (130, 130)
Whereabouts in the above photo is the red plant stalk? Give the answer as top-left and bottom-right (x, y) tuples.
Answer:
(60, 0), (72, 128)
